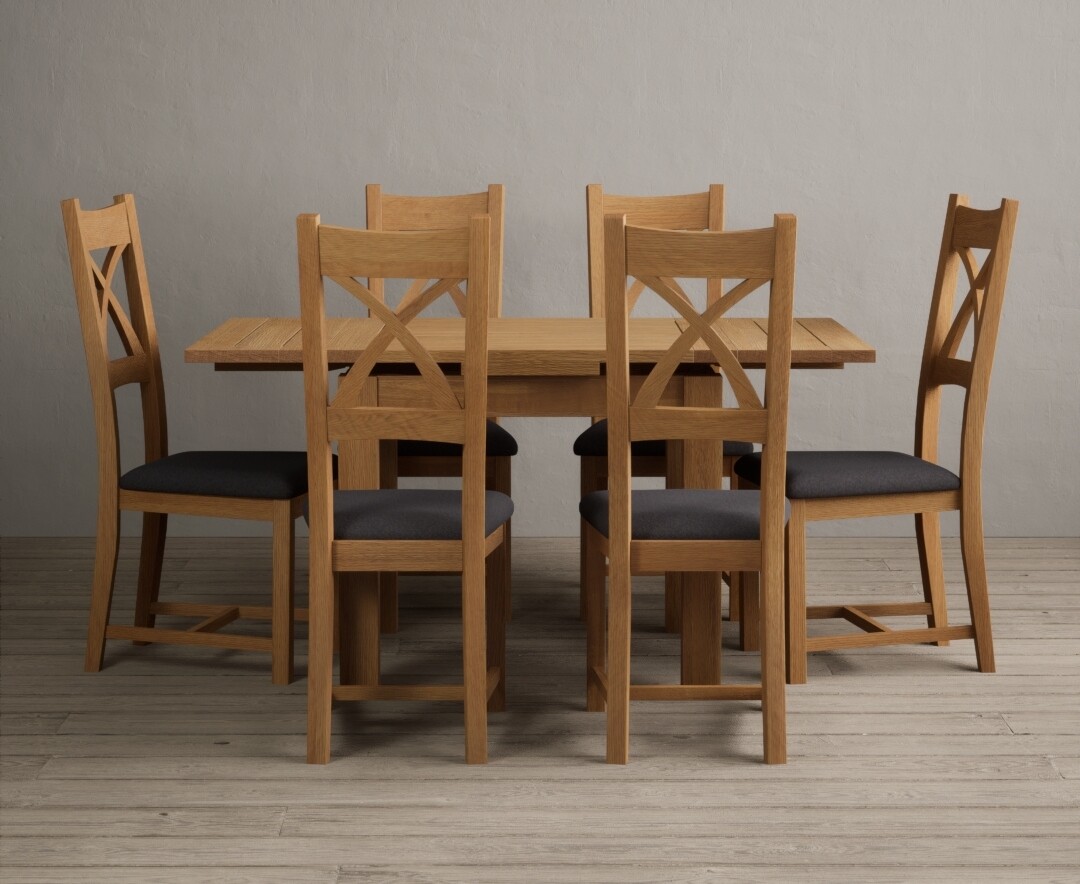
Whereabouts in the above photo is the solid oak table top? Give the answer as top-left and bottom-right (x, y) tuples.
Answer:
(185, 316), (875, 374)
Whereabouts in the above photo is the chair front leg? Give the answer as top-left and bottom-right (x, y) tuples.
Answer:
(738, 570), (761, 653)
(132, 512), (167, 644)
(664, 441), (684, 634)
(915, 510), (950, 646)
(270, 501), (296, 686)
(784, 502), (808, 684)
(728, 571), (742, 622)
(486, 538), (507, 713)
(488, 456), (513, 623)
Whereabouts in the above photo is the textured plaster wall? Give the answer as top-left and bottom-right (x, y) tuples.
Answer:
(1, 0), (1078, 537)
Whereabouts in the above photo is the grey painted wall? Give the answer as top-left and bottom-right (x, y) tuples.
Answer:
(2, 0), (1078, 538)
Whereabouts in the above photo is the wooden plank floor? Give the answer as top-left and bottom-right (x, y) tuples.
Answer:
(1, 535), (1078, 882)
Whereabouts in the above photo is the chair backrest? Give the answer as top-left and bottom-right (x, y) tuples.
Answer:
(365, 184), (505, 316)
(914, 195), (1019, 485)
(298, 213), (493, 544)
(61, 194), (168, 494)
(602, 213), (797, 551)
(586, 184), (725, 318)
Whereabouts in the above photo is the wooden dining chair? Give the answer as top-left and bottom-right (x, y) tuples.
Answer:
(365, 185), (516, 631)
(62, 194), (307, 684)
(299, 212), (511, 764)
(574, 185), (754, 629)
(582, 212), (797, 764)
(734, 195), (1019, 683)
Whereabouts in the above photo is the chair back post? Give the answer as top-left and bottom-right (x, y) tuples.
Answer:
(364, 184), (385, 303)
(296, 211), (334, 764)
(61, 193), (169, 498)
(118, 195), (169, 464)
(959, 199), (1019, 488)
(914, 195), (1019, 489)
(586, 185), (606, 318)
(486, 184), (505, 315)
(759, 214), (797, 560)
(461, 214), (493, 552)
(602, 213), (633, 564)
(364, 184), (505, 317)
(297, 213), (335, 555)
(705, 183), (726, 307)
(914, 193), (966, 465)
(586, 184), (727, 320)
(62, 197), (119, 495)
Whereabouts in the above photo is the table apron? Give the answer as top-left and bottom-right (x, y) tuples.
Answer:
(375, 375), (696, 418)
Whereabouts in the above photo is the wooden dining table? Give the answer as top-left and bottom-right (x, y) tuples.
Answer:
(187, 315), (874, 688)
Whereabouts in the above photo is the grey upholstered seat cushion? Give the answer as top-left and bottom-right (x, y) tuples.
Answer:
(119, 451), (310, 500)
(573, 419), (754, 459)
(579, 489), (786, 540)
(326, 489), (514, 540)
(398, 420), (518, 458)
(733, 451), (961, 500)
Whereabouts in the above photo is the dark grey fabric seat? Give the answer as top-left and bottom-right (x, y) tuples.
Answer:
(579, 489), (786, 540)
(119, 451), (310, 500)
(573, 419), (754, 459)
(326, 489), (514, 540)
(398, 420), (518, 458)
(733, 451), (961, 500)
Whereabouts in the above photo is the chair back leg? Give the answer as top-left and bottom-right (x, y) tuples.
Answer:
(785, 501), (808, 684)
(85, 502), (121, 672)
(606, 551), (632, 764)
(378, 439), (400, 634)
(485, 540), (507, 712)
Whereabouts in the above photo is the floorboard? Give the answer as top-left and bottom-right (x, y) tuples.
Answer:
(1, 535), (1078, 881)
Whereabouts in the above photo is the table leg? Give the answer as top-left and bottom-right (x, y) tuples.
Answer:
(336, 377), (381, 686)
(664, 439), (684, 633)
(338, 574), (380, 685)
(679, 376), (724, 685)
(731, 470), (761, 652)
(681, 575), (722, 684)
